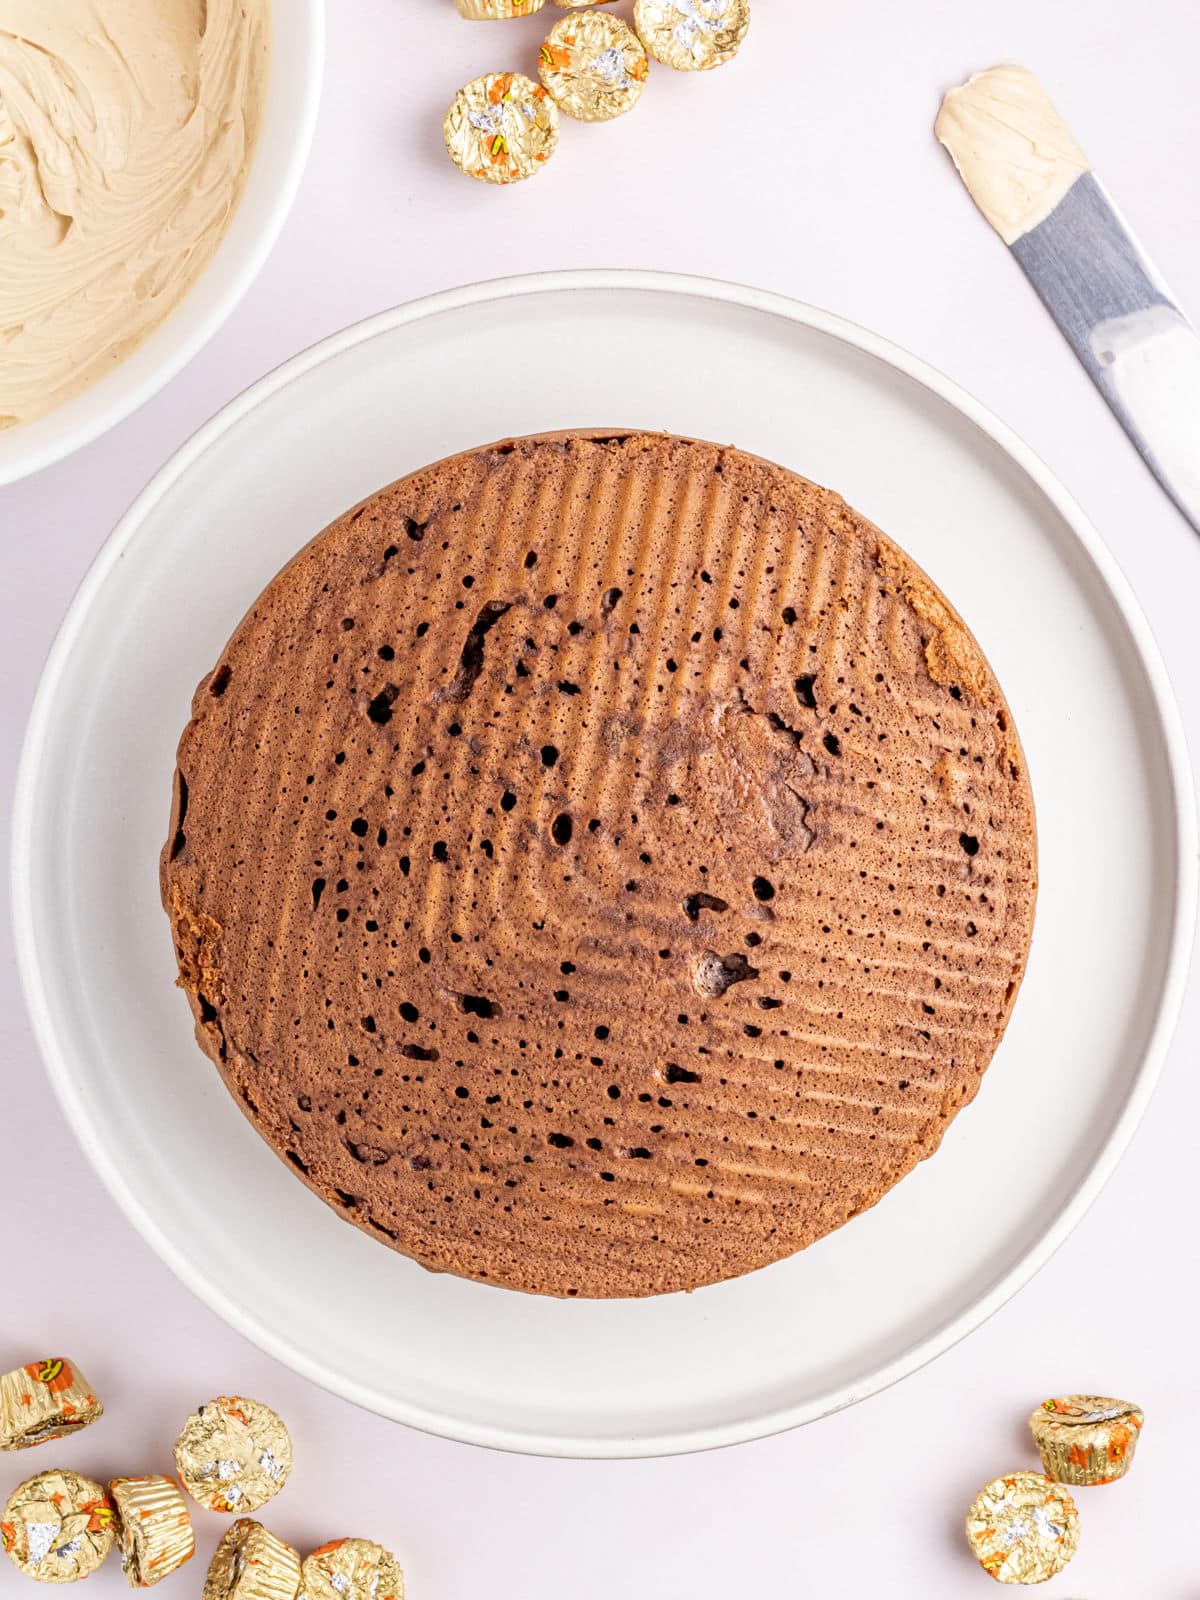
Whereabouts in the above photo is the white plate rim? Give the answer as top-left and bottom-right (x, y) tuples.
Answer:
(13, 269), (1197, 1457)
(0, 0), (326, 487)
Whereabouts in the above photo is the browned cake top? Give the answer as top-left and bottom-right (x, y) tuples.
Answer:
(163, 433), (1037, 1298)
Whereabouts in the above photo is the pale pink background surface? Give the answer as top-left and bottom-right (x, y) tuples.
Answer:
(2, 3), (1199, 1593)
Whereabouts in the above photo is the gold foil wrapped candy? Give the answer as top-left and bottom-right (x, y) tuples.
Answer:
(299, 1540), (404, 1600)
(539, 14), (648, 121)
(0, 1359), (103, 1451)
(444, 73), (560, 184)
(553, 1), (617, 7)
(202, 1520), (301, 1600)
(109, 1476), (194, 1588)
(1029, 1394), (1144, 1486)
(965, 1472), (1079, 1585)
(173, 1397), (292, 1514)
(633, 0), (750, 71)
(2, 1469), (117, 1584)
(454, 0), (545, 17)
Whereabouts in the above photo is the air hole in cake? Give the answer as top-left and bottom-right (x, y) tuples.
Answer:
(286, 1151), (309, 1175)
(378, 645), (395, 662)
(665, 1063), (701, 1085)
(766, 711), (804, 746)
(524, 550), (538, 569)
(960, 833), (980, 855)
(403, 517), (426, 542)
(752, 876), (775, 902)
(333, 1188), (355, 1209)
(457, 993), (499, 1019)
(169, 773), (189, 860)
(548, 1132), (574, 1149)
(441, 599), (513, 703)
(500, 790), (517, 811)
(624, 1148), (652, 1160)
(541, 745), (559, 768)
(824, 732), (842, 757)
(347, 1140), (391, 1166)
(794, 673), (817, 708)
(551, 814), (573, 846)
(311, 877), (325, 910)
(683, 892), (729, 922)
(601, 586), (623, 614)
(209, 664), (232, 697)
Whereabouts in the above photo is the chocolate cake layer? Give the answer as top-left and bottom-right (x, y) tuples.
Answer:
(162, 432), (1037, 1297)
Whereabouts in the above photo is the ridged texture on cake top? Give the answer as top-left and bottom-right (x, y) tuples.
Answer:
(162, 433), (1036, 1298)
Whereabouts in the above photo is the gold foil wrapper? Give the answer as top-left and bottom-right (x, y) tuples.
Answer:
(2, 1468), (117, 1584)
(109, 1476), (195, 1588)
(538, 14), (648, 121)
(0, 1359), (103, 1451)
(299, 1540), (404, 1600)
(454, 0), (545, 16)
(203, 1520), (301, 1600)
(173, 1397), (292, 1514)
(444, 74), (559, 185)
(553, 1), (617, 7)
(1029, 1394), (1144, 1486)
(965, 1472), (1079, 1585)
(633, 0), (750, 71)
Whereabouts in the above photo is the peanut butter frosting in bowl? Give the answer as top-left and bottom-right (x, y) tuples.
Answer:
(0, 0), (320, 485)
(0, 0), (269, 429)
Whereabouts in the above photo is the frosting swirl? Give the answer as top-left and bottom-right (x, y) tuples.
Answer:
(0, 0), (269, 429)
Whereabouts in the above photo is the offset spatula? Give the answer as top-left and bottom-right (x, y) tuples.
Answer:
(936, 63), (1200, 534)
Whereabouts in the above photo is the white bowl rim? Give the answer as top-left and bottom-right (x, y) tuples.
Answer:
(0, 0), (325, 488)
(12, 270), (1198, 1456)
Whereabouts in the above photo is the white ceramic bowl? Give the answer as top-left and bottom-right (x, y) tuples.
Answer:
(0, 0), (324, 489)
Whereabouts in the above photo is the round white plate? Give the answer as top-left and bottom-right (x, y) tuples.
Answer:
(14, 273), (1195, 1458)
